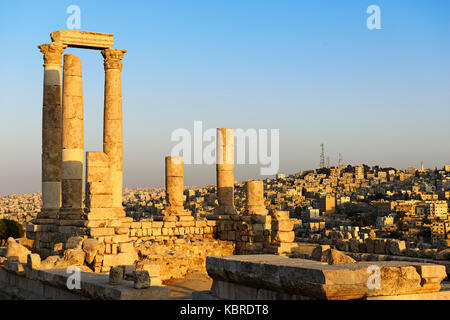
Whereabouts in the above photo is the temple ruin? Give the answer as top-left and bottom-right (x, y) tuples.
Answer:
(32, 30), (134, 270)
(0, 30), (449, 300)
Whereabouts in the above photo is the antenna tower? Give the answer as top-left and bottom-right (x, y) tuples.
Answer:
(320, 144), (325, 168)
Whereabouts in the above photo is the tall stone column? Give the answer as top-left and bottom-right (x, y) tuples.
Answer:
(163, 156), (189, 217)
(38, 42), (67, 218)
(61, 54), (84, 219)
(101, 48), (126, 208)
(215, 128), (236, 215)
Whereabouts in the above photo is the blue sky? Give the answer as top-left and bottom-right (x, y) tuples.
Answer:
(0, 0), (449, 194)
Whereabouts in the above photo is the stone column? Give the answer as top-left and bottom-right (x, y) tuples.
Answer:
(245, 180), (268, 215)
(215, 128), (236, 215)
(38, 42), (67, 218)
(101, 48), (127, 208)
(61, 54), (84, 219)
(163, 156), (188, 216)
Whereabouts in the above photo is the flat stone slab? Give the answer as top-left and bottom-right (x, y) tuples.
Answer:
(50, 30), (113, 49)
(27, 268), (170, 300)
(206, 255), (447, 300)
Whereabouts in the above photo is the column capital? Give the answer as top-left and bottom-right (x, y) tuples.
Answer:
(101, 48), (127, 71)
(38, 42), (67, 66)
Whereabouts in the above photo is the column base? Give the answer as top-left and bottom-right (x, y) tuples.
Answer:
(60, 208), (84, 221)
(36, 208), (59, 220)
(161, 207), (191, 217)
(214, 205), (237, 215)
(245, 207), (269, 216)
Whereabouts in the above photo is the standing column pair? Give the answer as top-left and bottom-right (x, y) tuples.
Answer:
(60, 48), (127, 216)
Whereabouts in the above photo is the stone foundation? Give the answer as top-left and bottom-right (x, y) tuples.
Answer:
(0, 267), (169, 300)
(204, 255), (447, 300)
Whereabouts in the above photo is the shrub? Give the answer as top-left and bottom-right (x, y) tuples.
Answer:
(0, 220), (6, 245)
(0, 219), (24, 245)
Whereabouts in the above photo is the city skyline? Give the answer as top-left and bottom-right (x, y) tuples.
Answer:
(1, 0), (449, 194)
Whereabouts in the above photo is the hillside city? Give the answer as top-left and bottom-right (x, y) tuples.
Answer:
(2, 164), (450, 254)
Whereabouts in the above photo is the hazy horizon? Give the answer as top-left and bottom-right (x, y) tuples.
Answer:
(1, 0), (449, 195)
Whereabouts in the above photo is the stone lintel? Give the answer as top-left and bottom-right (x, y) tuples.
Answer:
(51, 30), (113, 50)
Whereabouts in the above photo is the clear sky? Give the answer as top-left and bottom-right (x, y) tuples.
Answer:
(0, 0), (449, 195)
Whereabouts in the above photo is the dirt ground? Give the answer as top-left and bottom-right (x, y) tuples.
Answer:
(163, 271), (213, 300)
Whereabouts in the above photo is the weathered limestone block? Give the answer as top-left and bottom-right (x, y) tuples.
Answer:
(86, 181), (112, 195)
(6, 238), (31, 263)
(136, 263), (160, 277)
(102, 252), (137, 267)
(88, 228), (115, 237)
(206, 255), (447, 300)
(51, 30), (114, 49)
(82, 238), (99, 264)
(320, 249), (356, 265)
(118, 242), (134, 253)
(272, 231), (295, 243)
(86, 166), (110, 184)
(86, 151), (110, 167)
(133, 270), (150, 289)
(311, 245), (330, 261)
(386, 239), (406, 256)
(62, 248), (86, 266)
(65, 236), (84, 250)
(109, 266), (124, 285)
(85, 208), (124, 220)
(273, 211), (289, 220)
(87, 194), (114, 208)
(27, 253), (41, 269)
(272, 220), (295, 232)
(414, 264), (447, 291)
